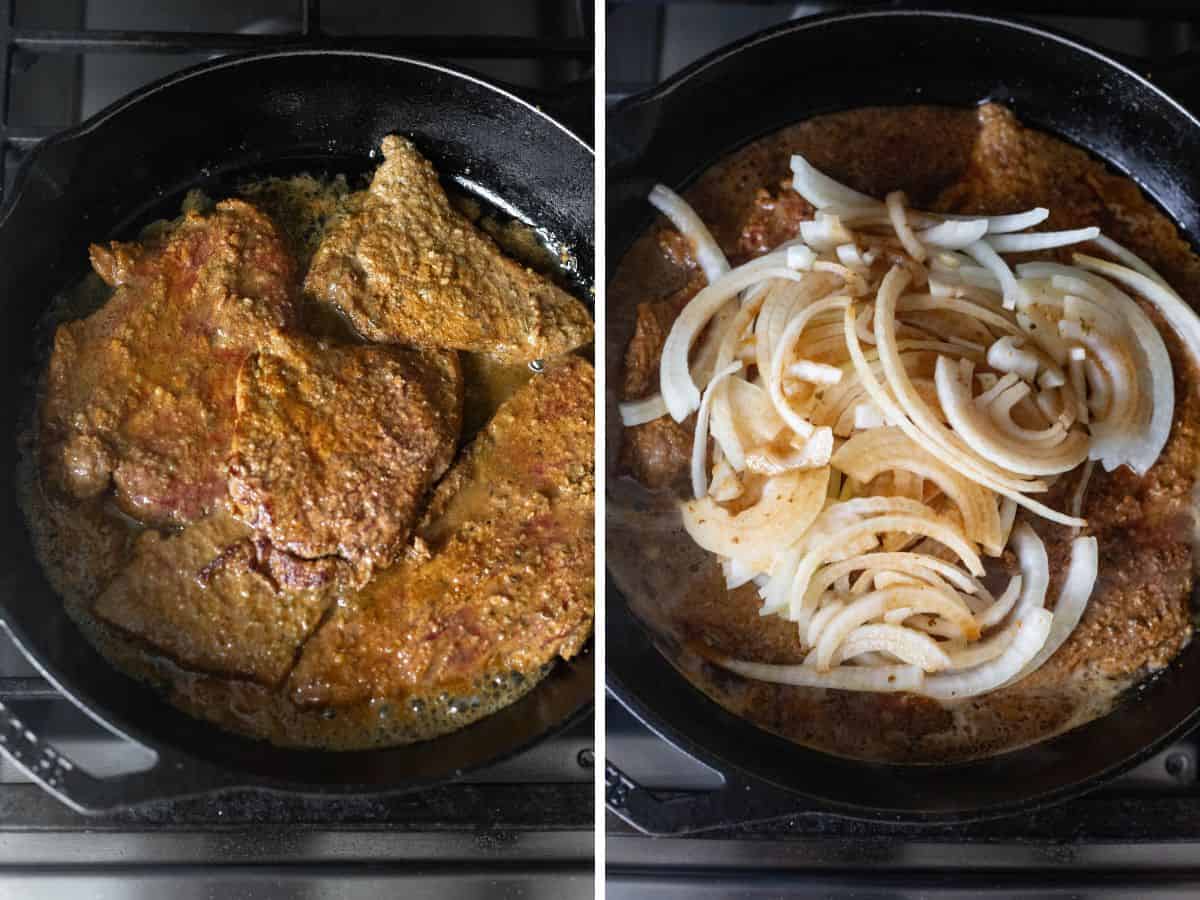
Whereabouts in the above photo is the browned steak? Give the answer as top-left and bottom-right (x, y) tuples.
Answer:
(288, 356), (595, 707)
(228, 337), (463, 575)
(93, 508), (350, 686)
(41, 199), (298, 526)
(303, 135), (593, 363)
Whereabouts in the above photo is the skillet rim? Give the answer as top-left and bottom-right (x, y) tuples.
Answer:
(0, 47), (596, 807)
(605, 7), (1200, 823)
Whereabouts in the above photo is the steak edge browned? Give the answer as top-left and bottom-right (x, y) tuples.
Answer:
(304, 135), (594, 363)
(289, 356), (595, 708)
(42, 199), (298, 527)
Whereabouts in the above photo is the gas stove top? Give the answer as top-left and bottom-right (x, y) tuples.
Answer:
(606, 1), (1200, 893)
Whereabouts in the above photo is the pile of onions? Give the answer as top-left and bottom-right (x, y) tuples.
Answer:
(628, 155), (1200, 702)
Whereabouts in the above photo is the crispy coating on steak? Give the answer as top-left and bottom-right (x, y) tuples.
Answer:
(228, 337), (463, 575)
(41, 199), (298, 526)
(289, 356), (595, 707)
(304, 135), (593, 363)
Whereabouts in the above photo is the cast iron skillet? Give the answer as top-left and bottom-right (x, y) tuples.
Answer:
(606, 9), (1200, 834)
(0, 49), (594, 813)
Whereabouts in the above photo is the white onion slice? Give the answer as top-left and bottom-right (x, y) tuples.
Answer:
(886, 191), (927, 263)
(977, 574), (1022, 629)
(691, 361), (742, 499)
(681, 467), (829, 573)
(649, 183), (730, 283)
(660, 260), (804, 421)
(935, 356), (1088, 476)
(815, 585), (977, 670)
(917, 219), (988, 249)
(1008, 522), (1050, 622)
(787, 244), (817, 270)
(964, 240), (1025, 310)
(790, 154), (876, 208)
(1088, 234), (1170, 288)
(618, 393), (668, 427)
(1010, 536), (1098, 682)
(715, 656), (923, 692)
(920, 607), (1052, 700)
(800, 213), (855, 252)
(833, 624), (952, 671)
(942, 207), (1049, 233)
(1071, 254), (1190, 473)
(986, 227), (1100, 253)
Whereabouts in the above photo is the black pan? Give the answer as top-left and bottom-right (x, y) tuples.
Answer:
(606, 9), (1200, 834)
(0, 49), (593, 813)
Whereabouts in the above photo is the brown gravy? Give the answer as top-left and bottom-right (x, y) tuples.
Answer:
(608, 104), (1200, 762)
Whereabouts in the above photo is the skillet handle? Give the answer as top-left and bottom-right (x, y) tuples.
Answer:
(605, 758), (812, 836)
(0, 690), (239, 814)
(0, 624), (239, 813)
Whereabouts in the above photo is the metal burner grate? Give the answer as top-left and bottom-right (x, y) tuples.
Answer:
(0, 0), (593, 199)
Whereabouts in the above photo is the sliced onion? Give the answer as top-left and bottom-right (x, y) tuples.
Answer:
(722, 556), (758, 590)
(691, 361), (742, 498)
(945, 623), (1017, 669)
(976, 574), (1022, 629)
(934, 356), (1089, 476)
(649, 183), (730, 283)
(768, 294), (852, 437)
(1008, 522), (1050, 623)
(986, 227), (1100, 253)
(786, 511), (985, 623)
(805, 598), (846, 647)
(815, 585), (978, 670)
(942, 207), (1049, 233)
(964, 240), (1025, 310)
(917, 219), (988, 249)
(1088, 234), (1170, 289)
(661, 259), (805, 421)
(886, 191), (927, 263)
(618, 393), (668, 426)
(714, 656), (924, 692)
(920, 607), (1052, 700)
(681, 467), (828, 574)
(1069, 254), (1186, 474)
(800, 213), (855, 252)
(790, 154), (876, 208)
(833, 427), (1004, 554)
(787, 244), (817, 270)
(745, 428), (834, 475)
(1010, 536), (1098, 682)
(833, 624), (952, 671)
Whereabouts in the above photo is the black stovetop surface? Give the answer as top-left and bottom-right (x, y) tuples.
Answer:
(606, 1), (1200, 893)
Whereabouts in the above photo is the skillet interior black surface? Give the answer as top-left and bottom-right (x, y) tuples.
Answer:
(606, 10), (1200, 826)
(0, 49), (594, 812)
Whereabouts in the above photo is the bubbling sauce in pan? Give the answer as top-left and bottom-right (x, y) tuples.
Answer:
(608, 104), (1200, 762)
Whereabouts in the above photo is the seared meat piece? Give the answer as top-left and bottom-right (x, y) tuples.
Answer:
(42, 199), (297, 526)
(304, 135), (593, 363)
(288, 356), (595, 707)
(94, 508), (350, 685)
(228, 338), (463, 574)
